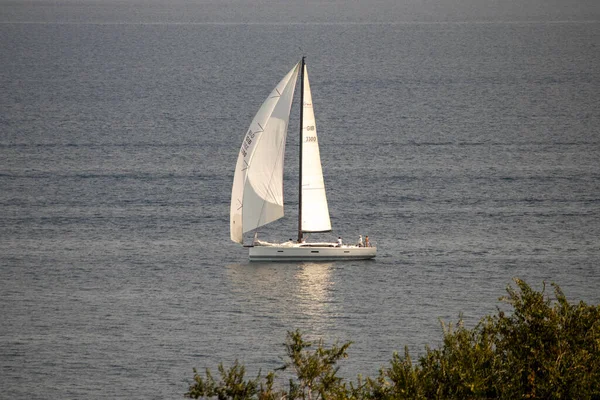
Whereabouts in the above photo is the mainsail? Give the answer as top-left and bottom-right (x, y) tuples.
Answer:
(230, 63), (300, 244)
(300, 65), (332, 233)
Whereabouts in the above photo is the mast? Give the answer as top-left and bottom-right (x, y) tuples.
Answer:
(297, 56), (305, 242)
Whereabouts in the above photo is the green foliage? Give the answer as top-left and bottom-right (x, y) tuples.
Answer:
(186, 361), (282, 400)
(281, 329), (353, 400)
(186, 330), (353, 400)
(186, 279), (600, 399)
(488, 279), (600, 398)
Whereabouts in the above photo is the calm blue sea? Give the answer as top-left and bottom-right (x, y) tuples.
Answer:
(1, 1), (599, 398)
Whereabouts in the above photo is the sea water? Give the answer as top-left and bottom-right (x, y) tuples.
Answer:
(1, 1), (599, 398)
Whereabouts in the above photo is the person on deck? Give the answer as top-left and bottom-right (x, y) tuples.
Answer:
(365, 236), (370, 247)
(358, 235), (363, 247)
(337, 237), (342, 247)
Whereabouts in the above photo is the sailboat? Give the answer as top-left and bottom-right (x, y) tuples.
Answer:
(230, 57), (377, 261)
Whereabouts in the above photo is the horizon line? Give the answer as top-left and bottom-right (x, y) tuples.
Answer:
(1, 19), (599, 26)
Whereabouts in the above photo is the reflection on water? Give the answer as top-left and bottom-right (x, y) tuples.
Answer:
(225, 262), (336, 334)
(295, 262), (334, 315)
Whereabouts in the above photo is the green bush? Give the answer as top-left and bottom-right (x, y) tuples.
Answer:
(186, 279), (600, 399)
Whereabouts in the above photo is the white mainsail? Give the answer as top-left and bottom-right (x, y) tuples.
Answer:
(230, 63), (300, 244)
(301, 65), (332, 233)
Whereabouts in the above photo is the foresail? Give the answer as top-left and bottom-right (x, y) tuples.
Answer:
(301, 65), (332, 233)
(230, 63), (300, 244)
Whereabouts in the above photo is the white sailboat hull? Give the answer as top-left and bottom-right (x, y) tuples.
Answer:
(248, 244), (377, 261)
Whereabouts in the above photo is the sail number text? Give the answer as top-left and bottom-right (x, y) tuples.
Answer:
(240, 129), (256, 158)
(304, 125), (316, 143)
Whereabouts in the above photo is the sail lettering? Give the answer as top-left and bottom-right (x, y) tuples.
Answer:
(241, 139), (250, 158)
(304, 136), (317, 143)
(240, 129), (257, 158)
